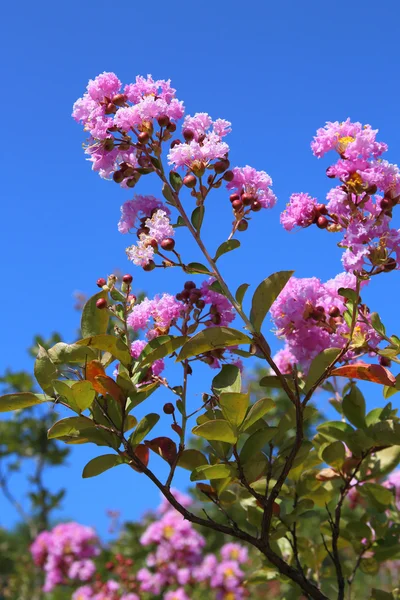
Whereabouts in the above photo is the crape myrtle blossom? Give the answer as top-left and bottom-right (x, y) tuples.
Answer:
(130, 339), (165, 376)
(118, 195), (168, 234)
(282, 119), (400, 275)
(227, 166), (277, 210)
(270, 272), (381, 373)
(73, 73), (184, 185)
(167, 113), (231, 172)
(126, 209), (175, 267)
(383, 469), (400, 510)
(31, 522), (99, 592)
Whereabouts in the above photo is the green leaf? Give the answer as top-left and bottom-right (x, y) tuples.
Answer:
(76, 335), (131, 367)
(338, 287), (358, 302)
(191, 463), (232, 481)
(214, 239), (240, 262)
(370, 312), (386, 336)
(371, 590), (394, 600)
(368, 420), (400, 445)
(235, 283), (249, 309)
(240, 427), (277, 463)
(371, 446), (400, 478)
(0, 393), (49, 413)
(177, 327), (252, 361)
(174, 216), (186, 228)
(304, 348), (342, 394)
(169, 171), (183, 191)
(259, 375), (292, 389)
(137, 335), (188, 368)
(191, 206), (204, 232)
(209, 280), (225, 295)
(192, 420), (236, 444)
(48, 342), (97, 365)
(48, 416), (95, 439)
(178, 449), (208, 471)
(81, 291), (109, 338)
(250, 271), (294, 332)
(129, 413), (160, 447)
(34, 346), (58, 395)
(82, 454), (124, 478)
(241, 398), (275, 432)
(53, 380), (96, 413)
(243, 451), (268, 483)
(219, 392), (249, 428)
(162, 182), (175, 203)
(342, 386), (366, 428)
(317, 421), (355, 441)
(184, 262), (212, 275)
(71, 381), (96, 412)
(322, 441), (346, 469)
(359, 482), (393, 510)
(212, 365), (242, 395)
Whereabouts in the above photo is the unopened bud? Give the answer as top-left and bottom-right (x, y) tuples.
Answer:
(316, 203), (328, 215)
(138, 131), (149, 144)
(97, 278), (107, 288)
(317, 216), (329, 229)
(328, 305), (340, 318)
(237, 219), (248, 232)
(384, 258), (397, 272)
(143, 260), (156, 272)
(232, 199), (243, 211)
(113, 170), (124, 183)
(380, 356), (392, 367)
(251, 200), (262, 212)
(167, 122), (177, 132)
(242, 193), (255, 206)
(112, 94), (127, 106)
(184, 281), (196, 290)
(163, 402), (175, 415)
(230, 193), (240, 203)
(214, 159), (230, 174)
(105, 103), (117, 114)
(183, 129), (195, 141)
(223, 170), (234, 182)
(96, 298), (107, 309)
(161, 238), (175, 251)
(122, 274), (133, 284)
(157, 115), (170, 127)
(183, 174), (197, 188)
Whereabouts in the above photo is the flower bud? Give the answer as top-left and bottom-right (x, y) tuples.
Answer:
(196, 299), (206, 309)
(237, 219), (248, 232)
(316, 203), (328, 215)
(184, 281), (196, 290)
(97, 278), (107, 288)
(112, 94), (127, 106)
(328, 305), (340, 318)
(211, 313), (222, 325)
(316, 216), (329, 229)
(251, 200), (262, 212)
(380, 198), (392, 211)
(242, 193), (255, 206)
(170, 139), (181, 149)
(105, 103), (117, 114)
(232, 199), (243, 211)
(183, 129), (195, 141)
(161, 238), (175, 251)
(167, 122), (177, 132)
(183, 174), (197, 188)
(230, 193), (240, 203)
(122, 274), (133, 284)
(138, 131), (149, 144)
(157, 115), (170, 127)
(96, 298), (107, 309)
(163, 403), (175, 415)
(143, 260), (156, 271)
(176, 292), (183, 301)
(113, 170), (124, 183)
(214, 159), (230, 174)
(223, 170), (234, 182)
(379, 355), (392, 367)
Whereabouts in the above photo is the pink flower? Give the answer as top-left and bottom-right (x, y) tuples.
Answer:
(201, 278), (235, 327)
(311, 119), (386, 159)
(130, 340), (165, 376)
(164, 589), (191, 600)
(118, 195), (167, 234)
(87, 72), (121, 102)
(383, 469), (400, 510)
(280, 193), (318, 231)
(127, 294), (183, 339)
(227, 165), (276, 209)
(220, 543), (248, 564)
(273, 346), (297, 374)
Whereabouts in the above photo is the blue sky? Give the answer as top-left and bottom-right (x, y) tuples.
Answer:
(1, 0), (400, 539)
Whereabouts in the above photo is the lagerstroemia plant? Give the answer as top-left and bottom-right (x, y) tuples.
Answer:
(4, 72), (400, 599)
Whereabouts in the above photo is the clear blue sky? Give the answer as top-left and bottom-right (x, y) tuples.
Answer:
(1, 0), (400, 539)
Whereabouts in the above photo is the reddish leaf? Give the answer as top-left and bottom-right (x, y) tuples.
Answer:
(331, 363), (396, 387)
(316, 467), (341, 481)
(86, 360), (108, 394)
(171, 423), (183, 436)
(130, 444), (149, 472)
(145, 436), (177, 465)
(196, 483), (216, 496)
(95, 375), (125, 405)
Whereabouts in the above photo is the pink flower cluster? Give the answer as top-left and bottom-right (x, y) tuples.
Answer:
(138, 491), (248, 599)
(168, 113), (231, 171)
(72, 580), (138, 600)
(126, 209), (175, 267)
(72, 73), (184, 183)
(30, 522), (99, 592)
(281, 119), (400, 275)
(127, 293), (183, 340)
(227, 165), (277, 210)
(270, 272), (380, 373)
(383, 469), (400, 510)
